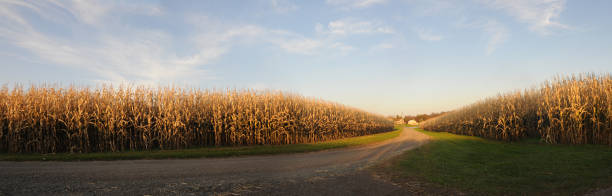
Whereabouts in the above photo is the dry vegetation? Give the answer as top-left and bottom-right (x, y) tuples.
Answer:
(0, 85), (393, 153)
(421, 73), (612, 145)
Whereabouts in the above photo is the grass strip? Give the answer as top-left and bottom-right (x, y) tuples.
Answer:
(393, 128), (612, 195)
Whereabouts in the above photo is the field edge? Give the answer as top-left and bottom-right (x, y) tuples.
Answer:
(0, 126), (402, 162)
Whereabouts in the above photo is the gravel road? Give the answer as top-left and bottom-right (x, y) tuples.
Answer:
(0, 127), (430, 196)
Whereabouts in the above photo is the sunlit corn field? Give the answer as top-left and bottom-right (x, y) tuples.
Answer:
(0, 85), (393, 153)
(421, 73), (612, 145)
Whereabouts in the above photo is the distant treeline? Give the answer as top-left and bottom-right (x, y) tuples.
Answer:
(391, 112), (449, 123)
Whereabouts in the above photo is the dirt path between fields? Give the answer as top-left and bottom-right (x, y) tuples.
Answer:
(0, 127), (429, 196)
(588, 186), (612, 196)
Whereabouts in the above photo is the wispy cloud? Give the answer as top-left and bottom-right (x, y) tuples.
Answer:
(276, 38), (323, 54)
(456, 18), (509, 55)
(199, 25), (345, 55)
(370, 43), (394, 52)
(329, 42), (355, 54)
(0, 1), (217, 85)
(478, 0), (568, 35)
(316, 18), (395, 36)
(414, 28), (444, 41)
(325, 0), (387, 9)
(269, 0), (298, 13)
(481, 20), (509, 55)
(0, 0), (355, 84)
(403, 0), (464, 16)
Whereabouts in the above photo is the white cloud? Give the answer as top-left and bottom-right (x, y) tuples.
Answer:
(64, 0), (111, 25)
(326, 0), (387, 9)
(318, 18), (395, 36)
(198, 25), (334, 55)
(0, 1), (359, 84)
(0, 1), (218, 85)
(478, 0), (568, 35)
(276, 38), (323, 54)
(267, 31), (356, 55)
(311, 18), (398, 53)
(414, 28), (444, 41)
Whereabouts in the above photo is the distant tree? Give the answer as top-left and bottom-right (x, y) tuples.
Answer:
(413, 111), (448, 122)
(403, 115), (415, 123)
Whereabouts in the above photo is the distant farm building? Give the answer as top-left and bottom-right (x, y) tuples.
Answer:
(407, 120), (418, 126)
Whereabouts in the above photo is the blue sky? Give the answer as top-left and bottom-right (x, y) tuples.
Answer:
(1, 0), (611, 115)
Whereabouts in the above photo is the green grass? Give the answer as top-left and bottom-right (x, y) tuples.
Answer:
(0, 127), (401, 161)
(393, 128), (612, 195)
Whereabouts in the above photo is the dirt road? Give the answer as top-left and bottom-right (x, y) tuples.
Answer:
(0, 127), (429, 195)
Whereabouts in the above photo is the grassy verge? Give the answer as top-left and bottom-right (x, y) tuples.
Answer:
(390, 128), (612, 195)
(0, 127), (401, 161)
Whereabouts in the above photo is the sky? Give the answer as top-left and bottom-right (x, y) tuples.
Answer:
(1, 0), (611, 116)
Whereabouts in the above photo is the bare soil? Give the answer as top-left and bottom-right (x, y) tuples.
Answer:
(587, 186), (612, 196)
(0, 127), (431, 195)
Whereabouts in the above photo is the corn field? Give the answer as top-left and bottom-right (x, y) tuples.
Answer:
(0, 85), (393, 153)
(421, 73), (612, 145)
